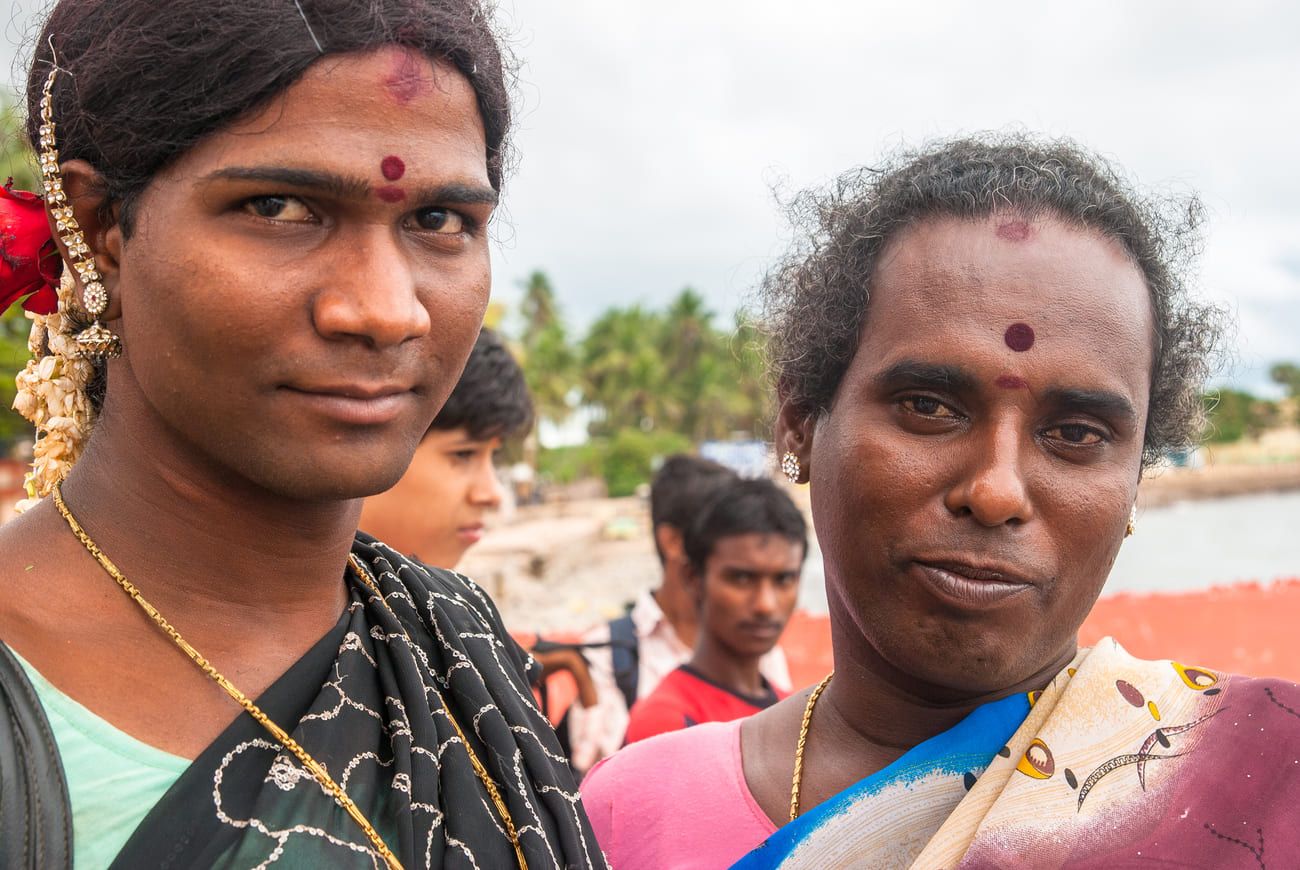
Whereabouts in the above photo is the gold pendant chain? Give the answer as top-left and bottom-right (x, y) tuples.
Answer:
(53, 483), (526, 870)
(788, 671), (833, 822)
(347, 558), (527, 870)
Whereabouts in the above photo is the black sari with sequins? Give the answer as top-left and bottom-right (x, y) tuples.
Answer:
(108, 534), (606, 869)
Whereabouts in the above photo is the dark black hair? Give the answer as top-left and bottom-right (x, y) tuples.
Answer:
(648, 454), (738, 564)
(763, 134), (1226, 468)
(683, 477), (807, 575)
(25, 0), (514, 237)
(429, 327), (532, 441)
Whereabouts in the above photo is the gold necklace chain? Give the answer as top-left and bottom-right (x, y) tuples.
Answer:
(53, 483), (526, 870)
(789, 671), (833, 822)
(346, 558), (527, 870)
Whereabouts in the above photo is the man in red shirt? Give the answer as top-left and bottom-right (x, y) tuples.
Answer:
(626, 477), (806, 742)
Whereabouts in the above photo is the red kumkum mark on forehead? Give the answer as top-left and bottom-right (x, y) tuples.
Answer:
(996, 220), (1032, 242)
(375, 186), (406, 203)
(381, 156), (406, 181)
(1004, 323), (1035, 352)
(995, 375), (1029, 390)
(384, 51), (431, 104)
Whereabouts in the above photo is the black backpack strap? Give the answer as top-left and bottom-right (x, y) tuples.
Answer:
(0, 643), (73, 869)
(608, 614), (640, 710)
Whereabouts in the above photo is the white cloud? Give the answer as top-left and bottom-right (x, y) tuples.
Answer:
(491, 0), (1300, 393)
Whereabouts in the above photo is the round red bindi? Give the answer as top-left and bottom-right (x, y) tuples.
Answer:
(375, 186), (406, 204)
(1004, 323), (1035, 352)
(996, 220), (1031, 242)
(380, 156), (406, 181)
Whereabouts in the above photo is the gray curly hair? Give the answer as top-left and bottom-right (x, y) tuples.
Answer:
(762, 134), (1225, 468)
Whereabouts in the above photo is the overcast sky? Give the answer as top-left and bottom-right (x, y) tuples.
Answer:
(6, 1), (1298, 393)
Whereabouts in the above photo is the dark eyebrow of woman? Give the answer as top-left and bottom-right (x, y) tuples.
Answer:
(1041, 387), (1138, 426)
(874, 361), (977, 394)
(205, 166), (499, 206)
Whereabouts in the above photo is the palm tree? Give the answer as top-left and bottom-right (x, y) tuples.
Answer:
(581, 305), (669, 435)
(515, 270), (575, 428)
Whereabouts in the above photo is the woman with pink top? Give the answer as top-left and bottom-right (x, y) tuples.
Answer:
(581, 135), (1299, 868)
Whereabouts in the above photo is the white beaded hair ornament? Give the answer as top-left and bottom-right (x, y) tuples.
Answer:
(10, 64), (121, 511)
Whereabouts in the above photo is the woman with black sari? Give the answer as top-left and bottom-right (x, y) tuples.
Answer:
(0, 2), (605, 868)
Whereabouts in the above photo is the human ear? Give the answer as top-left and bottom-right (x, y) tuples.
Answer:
(55, 160), (124, 321)
(775, 397), (815, 485)
(655, 524), (686, 565)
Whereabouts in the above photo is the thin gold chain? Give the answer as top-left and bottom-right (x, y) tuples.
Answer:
(347, 558), (527, 870)
(52, 482), (525, 870)
(789, 672), (833, 822)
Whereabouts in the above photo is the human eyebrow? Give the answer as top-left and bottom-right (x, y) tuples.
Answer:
(204, 168), (499, 209)
(408, 182), (499, 208)
(1041, 387), (1138, 427)
(873, 361), (977, 394)
(204, 166), (372, 200)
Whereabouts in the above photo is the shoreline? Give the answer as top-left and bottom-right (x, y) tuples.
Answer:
(1137, 461), (1300, 508)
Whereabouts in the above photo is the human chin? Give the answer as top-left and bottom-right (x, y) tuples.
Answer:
(833, 573), (1032, 693)
(230, 409), (430, 501)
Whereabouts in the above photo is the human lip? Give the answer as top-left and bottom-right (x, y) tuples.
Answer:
(456, 523), (485, 544)
(738, 621), (784, 639)
(912, 559), (1035, 607)
(279, 382), (414, 425)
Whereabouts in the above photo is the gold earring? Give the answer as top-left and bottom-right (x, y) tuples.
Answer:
(39, 66), (121, 362)
(781, 452), (801, 484)
(1125, 505), (1136, 538)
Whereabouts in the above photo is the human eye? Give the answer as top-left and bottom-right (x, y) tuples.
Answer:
(448, 449), (477, 465)
(899, 395), (959, 419)
(1043, 423), (1107, 447)
(241, 195), (314, 222)
(408, 207), (467, 235)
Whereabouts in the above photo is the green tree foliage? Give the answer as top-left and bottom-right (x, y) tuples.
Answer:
(1271, 362), (1300, 424)
(517, 271), (576, 427)
(0, 309), (33, 448)
(2, 101), (38, 192)
(578, 289), (769, 443)
(512, 276), (772, 494)
(1204, 389), (1279, 443)
(601, 429), (691, 497)
(536, 430), (692, 497)
(581, 304), (669, 436)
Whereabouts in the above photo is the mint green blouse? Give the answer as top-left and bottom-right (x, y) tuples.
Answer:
(15, 652), (190, 870)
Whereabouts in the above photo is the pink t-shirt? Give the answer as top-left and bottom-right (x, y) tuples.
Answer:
(581, 719), (777, 869)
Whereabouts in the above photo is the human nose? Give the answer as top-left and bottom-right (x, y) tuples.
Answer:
(752, 580), (780, 617)
(944, 421), (1034, 527)
(312, 229), (432, 348)
(468, 456), (504, 509)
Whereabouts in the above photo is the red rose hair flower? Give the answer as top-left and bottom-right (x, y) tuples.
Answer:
(0, 179), (61, 316)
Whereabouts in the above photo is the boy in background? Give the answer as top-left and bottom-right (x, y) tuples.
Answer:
(361, 327), (531, 567)
(567, 457), (793, 771)
(625, 478), (806, 742)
